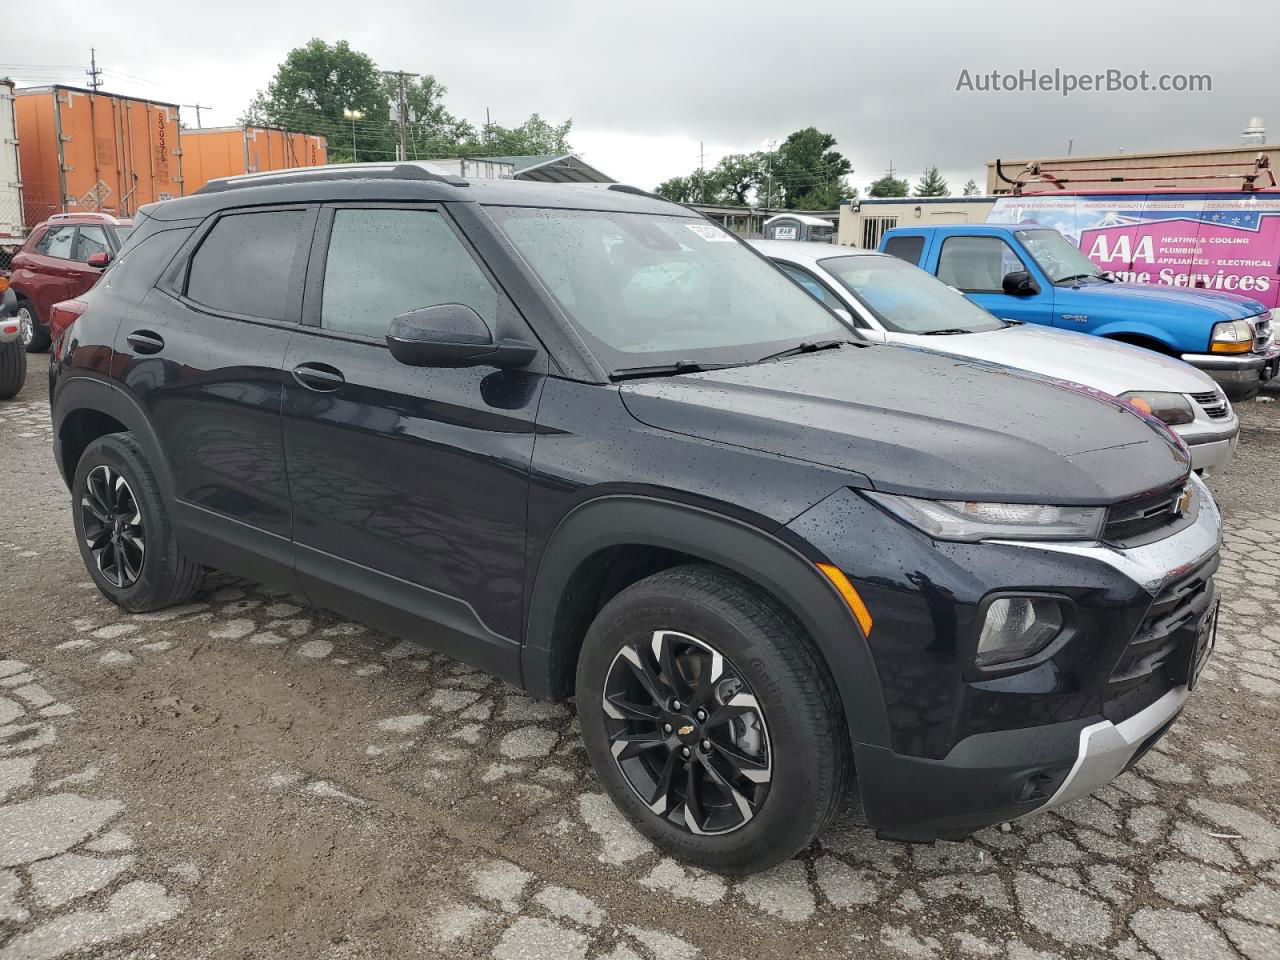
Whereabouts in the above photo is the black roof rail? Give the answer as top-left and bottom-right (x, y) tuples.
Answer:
(607, 183), (665, 200)
(193, 162), (469, 196)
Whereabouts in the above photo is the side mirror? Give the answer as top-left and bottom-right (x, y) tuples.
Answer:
(1001, 270), (1040, 296)
(86, 251), (111, 269)
(386, 304), (537, 369)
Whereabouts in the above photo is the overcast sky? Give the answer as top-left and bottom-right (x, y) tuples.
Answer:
(4, 0), (1275, 196)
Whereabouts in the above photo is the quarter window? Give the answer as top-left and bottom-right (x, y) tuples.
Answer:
(38, 226), (75, 259)
(936, 237), (1026, 292)
(882, 235), (925, 266)
(186, 210), (308, 321)
(777, 263), (845, 311)
(319, 208), (498, 338)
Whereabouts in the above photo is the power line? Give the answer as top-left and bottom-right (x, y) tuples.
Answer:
(184, 103), (213, 128)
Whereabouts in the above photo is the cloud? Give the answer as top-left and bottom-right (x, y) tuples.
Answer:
(11, 0), (1269, 194)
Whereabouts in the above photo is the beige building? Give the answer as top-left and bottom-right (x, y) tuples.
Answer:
(838, 197), (996, 248)
(987, 144), (1280, 195)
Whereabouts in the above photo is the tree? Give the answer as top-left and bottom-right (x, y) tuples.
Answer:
(244, 39), (394, 162)
(391, 74), (476, 159)
(914, 166), (950, 197)
(655, 175), (696, 203)
(868, 175), (910, 198)
(962, 178), (981, 196)
(770, 127), (854, 209)
(464, 113), (574, 156)
(243, 40), (575, 164)
(711, 153), (764, 205)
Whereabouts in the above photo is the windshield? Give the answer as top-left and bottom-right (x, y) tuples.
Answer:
(1016, 228), (1103, 283)
(488, 207), (846, 373)
(818, 254), (1006, 334)
(112, 224), (134, 246)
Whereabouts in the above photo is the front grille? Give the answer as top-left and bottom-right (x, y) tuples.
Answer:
(1190, 390), (1230, 420)
(1104, 554), (1218, 721)
(1103, 483), (1187, 542)
(1253, 313), (1273, 353)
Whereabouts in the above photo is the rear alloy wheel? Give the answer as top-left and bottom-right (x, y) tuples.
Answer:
(603, 630), (771, 835)
(80, 464), (146, 588)
(72, 433), (204, 611)
(577, 564), (851, 874)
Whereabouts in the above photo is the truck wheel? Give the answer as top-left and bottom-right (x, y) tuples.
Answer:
(17, 301), (50, 353)
(71, 433), (203, 612)
(0, 341), (25, 400)
(576, 564), (852, 874)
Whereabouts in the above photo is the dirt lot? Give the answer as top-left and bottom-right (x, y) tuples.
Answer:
(1, 368), (1278, 960)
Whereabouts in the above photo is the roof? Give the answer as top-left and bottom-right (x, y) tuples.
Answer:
(475, 154), (614, 183)
(750, 239), (881, 266)
(153, 162), (682, 221)
(857, 196), (994, 206)
(13, 83), (180, 109)
(764, 213), (835, 226)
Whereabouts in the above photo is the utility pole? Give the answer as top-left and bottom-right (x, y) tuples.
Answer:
(698, 141), (705, 203)
(382, 70), (419, 162)
(184, 103), (213, 128)
(86, 48), (103, 92)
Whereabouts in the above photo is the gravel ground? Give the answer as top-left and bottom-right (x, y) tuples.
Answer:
(1, 368), (1278, 960)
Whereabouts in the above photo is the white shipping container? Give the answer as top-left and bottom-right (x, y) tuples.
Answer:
(0, 80), (24, 246)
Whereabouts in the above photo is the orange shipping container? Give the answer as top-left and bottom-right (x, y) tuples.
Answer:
(182, 126), (327, 193)
(15, 85), (182, 228)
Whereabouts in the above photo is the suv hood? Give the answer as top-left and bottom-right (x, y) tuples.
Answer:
(1070, 281), (1266, 320)
(892, 323), (1219, 396)
(620, 345), (1189, 504)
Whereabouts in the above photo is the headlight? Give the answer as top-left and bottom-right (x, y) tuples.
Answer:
(1210, 319), (1253, 354)
(976, 596), (1067, 667)
(1119, 391), (1195, 426)
(863, 491), (1105, 542)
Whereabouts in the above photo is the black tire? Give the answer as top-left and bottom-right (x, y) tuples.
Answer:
(0, 341), (24, 400)
(17, 300), (50, 353)
(576, 564), (852, 874)
(71, 432), (203, 612)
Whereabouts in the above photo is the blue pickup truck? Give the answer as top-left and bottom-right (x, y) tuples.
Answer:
(879, 225), (1279, 400)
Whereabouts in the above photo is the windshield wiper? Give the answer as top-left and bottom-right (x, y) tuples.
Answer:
(919, 328), (973, 336)
(1055, 273), (1103, 284)
(610, 360), (740, 382)
(755, 338), (853, 364)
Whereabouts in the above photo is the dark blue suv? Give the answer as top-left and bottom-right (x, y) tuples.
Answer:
(49, 163), (1221, 873)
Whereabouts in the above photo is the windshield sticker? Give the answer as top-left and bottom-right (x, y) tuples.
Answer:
(686, 223), (735, 242)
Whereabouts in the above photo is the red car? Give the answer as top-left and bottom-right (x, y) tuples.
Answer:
(8, 212), (132, 352)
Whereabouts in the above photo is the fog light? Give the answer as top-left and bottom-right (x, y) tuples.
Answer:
(976, 597), (1065, 667)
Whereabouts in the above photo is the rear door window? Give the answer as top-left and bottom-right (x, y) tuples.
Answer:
(38, 226), (76, 259)
(186, 210), (309, 321)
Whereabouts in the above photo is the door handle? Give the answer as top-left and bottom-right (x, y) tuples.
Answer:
(291, 362), (345, 392)
(126, 330), (165, 354)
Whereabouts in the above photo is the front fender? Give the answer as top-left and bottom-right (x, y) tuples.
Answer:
(1090, 320), (1185, 352)
(522, 494), (892, 749)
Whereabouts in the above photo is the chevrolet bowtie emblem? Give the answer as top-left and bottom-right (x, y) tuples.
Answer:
(678, 725), (694, 736)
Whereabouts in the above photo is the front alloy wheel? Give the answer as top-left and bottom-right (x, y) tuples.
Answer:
(16, 305), (33, 348)
(80, 464), (145, 588)
(602, 629), (772, 836)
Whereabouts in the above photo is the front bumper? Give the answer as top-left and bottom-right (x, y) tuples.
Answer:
(1182, 343), (1280, 398)
(840, 475), (1221, 841)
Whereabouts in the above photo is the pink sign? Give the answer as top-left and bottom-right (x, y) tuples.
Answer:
(988, 195), (1280, 308)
